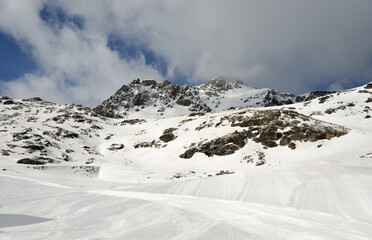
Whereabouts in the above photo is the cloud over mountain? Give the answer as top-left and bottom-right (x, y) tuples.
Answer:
(0, 0), (372, 106)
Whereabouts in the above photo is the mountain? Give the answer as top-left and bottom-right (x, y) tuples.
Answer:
(94, 76), (333, 118)
(1, 83), (370, 178)
(0, 82), (371, 239)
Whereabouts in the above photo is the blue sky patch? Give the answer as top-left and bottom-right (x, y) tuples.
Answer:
(107, 35), (168, 77)
(0, 31), (36, 82)
(40, 5), (84, 31)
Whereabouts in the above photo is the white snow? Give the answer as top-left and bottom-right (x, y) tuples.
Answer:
(0, 83), (372, 239)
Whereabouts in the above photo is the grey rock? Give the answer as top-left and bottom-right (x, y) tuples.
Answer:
(94, 77), (334, 119)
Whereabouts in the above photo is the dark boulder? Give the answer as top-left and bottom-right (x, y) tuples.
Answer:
(17, 157), (55, 165)
(262, 141), (278, 148)
(3, 100), (14, 105)
(180, 131), (247, 159)
(159, 133), (176, 142)
(318, 96), (330, 104)
(176, 98), (193, 106)
(134, 140), (161, 148)
(179, 148), (198, 159)
(107, 144), (124, 151)
(365, 83), (372, 89)
(159, 128), (177, 142)
(22, 145), (45, 151)
(288, 142), (296, 150)
(120, 119), (146, 125)
(279, 136), (290, 146)
(188, 112), (206, 117)
(17, 158), (45, 165)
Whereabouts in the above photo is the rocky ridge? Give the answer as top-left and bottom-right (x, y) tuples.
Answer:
(94, 77), (333, 118)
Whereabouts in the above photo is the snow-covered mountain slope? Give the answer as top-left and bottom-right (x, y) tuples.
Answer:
(0, 94), (350, 182)
(0, 82), (371, 239)
(281, 82), (372, 130)
(0, 97), (113, 177)
(94, 76), (333, 119)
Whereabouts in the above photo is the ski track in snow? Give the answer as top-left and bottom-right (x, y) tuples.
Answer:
(1, 154), (371, 240)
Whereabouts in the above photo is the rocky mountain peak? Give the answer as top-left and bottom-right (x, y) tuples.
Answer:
(93, 78), (210, 118)
(94, 78), (334, 119)
(201, 76), (245, 91)
(129, 78), (158, 87)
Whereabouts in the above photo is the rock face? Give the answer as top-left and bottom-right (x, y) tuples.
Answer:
(17, 157), (56, 165)
(300, 91), (336, 102)
(94, 77), (333, 118)
(159, 128), (177, 143)
(365, 83), (372, 89)
(94, 78), (210, 118)
(230, 110), (348, 146)
(180, 132), (247, 159)
(180, 109), (348, 159)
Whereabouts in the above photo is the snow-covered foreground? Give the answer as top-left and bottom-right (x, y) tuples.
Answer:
(1, 150), (372, 239)
(1, 83), (372, 239)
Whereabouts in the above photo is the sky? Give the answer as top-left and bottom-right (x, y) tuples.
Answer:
(0, 0), (372, 107)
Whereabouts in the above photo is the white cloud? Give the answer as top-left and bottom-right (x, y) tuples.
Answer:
(328, 81), (345, 92)
(0, 0), (372, 106)
(0, 0), (163, 106)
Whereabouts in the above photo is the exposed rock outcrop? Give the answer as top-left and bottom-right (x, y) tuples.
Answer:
(180, 131), (246, 159)
(94, 77), (333, 118)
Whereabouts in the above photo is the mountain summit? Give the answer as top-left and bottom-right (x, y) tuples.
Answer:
(94, 77), (332, 118)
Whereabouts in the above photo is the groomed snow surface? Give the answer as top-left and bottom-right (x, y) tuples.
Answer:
(1, 150), (372, 239)
(1, 84), (372, 239)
